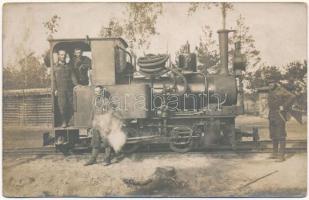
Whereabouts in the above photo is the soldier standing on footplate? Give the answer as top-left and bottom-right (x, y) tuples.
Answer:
(54, 49), (79, 128)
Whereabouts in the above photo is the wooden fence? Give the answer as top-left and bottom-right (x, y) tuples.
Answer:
(3, 88), (53, 127)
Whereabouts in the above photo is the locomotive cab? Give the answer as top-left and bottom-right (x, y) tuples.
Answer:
(47, 37), (141, 152)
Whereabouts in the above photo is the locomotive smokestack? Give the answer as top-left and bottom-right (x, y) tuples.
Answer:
(217, 29), (235, 75)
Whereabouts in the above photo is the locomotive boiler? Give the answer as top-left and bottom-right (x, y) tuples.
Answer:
(44, 29), (256, 153)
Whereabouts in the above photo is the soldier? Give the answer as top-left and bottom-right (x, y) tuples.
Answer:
(84, 86), (120, 166)
(54, 49), (78, 128)
(267, 80), (294, 162)
(70, 47), (92, 86)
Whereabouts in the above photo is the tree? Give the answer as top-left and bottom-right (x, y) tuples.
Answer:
(195, 26), (220, 74)
(18, 53), (50, 88)
(43, 15), (61, 39)
(125, 3), (163, 50)
(3, 53), (50, 89)
(283, 60), (307, 110)
(99, 3), (163, 52)
(246, 65), (283, 91)
(244, 60), (307, 111)
(188, 3), (234, 29)
(3, 64), (20, 89)
(187, 4), (261, 75)
(3, 15), (58, 90)
(230, 15), (261, 70)
(246, 61), (307, 93)
(99, 18), (124, 38)
(42, 15), (62, 68)
(283, 60), (307, 84)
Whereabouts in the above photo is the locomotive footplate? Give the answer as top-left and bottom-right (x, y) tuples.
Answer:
(43, 127), (83, 154)
(126, 135), (160, 144)
(43, 127), (260, 154)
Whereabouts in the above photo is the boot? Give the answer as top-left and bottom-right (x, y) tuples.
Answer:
(114, 151), (125, 163)
(276, 154), (285, 162)
(84, 148), (99, 166)
(269, 140), (279, 159)
(61, 121), (67, 128)
(103, 147), (112, 166)
(276, 140), (286, 162)
(268, 152), (278, 159)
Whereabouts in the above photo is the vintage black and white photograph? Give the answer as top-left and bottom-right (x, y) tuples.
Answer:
(2, 2), (307, 197)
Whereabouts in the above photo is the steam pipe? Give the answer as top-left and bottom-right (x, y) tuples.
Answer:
(217, 29), (235, 75)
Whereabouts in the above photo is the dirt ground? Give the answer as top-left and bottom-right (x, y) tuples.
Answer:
(3, 115), (307, 197)
(3, 152), (307, 197)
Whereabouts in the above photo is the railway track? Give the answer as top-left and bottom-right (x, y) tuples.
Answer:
(3, 139), (307, 156)
(3, 146), (61, 155)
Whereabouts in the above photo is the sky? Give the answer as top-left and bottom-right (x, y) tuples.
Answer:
(3, 2), (307, 70)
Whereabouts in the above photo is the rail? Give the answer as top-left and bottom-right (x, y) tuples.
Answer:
(3, 139), (307, 156)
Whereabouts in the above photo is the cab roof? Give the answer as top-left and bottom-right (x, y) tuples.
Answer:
(49, 37), (128, 52)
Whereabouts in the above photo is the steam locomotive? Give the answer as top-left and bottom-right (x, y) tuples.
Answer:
(44, 29), (258, 153)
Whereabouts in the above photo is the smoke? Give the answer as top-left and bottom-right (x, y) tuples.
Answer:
(92, 111), (127, 152)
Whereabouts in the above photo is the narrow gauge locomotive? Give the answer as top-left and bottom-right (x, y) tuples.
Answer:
(44, 29), (258, 153)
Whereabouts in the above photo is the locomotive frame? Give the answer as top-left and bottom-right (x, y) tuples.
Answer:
(43, 29), (259, 153)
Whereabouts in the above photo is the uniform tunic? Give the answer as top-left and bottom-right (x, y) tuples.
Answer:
(90, 96), (124, 150)
(268, 84), (297, 140)
(54, 62), (78, 122)
(70, 56), (91, 86)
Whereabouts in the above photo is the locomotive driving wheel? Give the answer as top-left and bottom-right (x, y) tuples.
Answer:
(122, 127), (141, 153)
(169, 126), (194, 153)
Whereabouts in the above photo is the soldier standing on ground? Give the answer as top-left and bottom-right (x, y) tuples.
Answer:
(267, 80), (295, 162)
(54, 49), (79, 128)
(85, 86), (121, 166)
(70, 47), (92, 86)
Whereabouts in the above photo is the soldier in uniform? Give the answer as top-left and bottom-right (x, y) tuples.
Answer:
(54, 49), (78, 127)
(85, 86), (120, 166)
(70, 47), (92, 86)
(267, 80), (294, 162)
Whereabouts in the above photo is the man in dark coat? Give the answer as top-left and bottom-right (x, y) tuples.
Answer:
(84, 86), (119, 166)
(70, 47), (92, 85)
(54, 49), (78, 127)
(267, 81), (295, 162)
